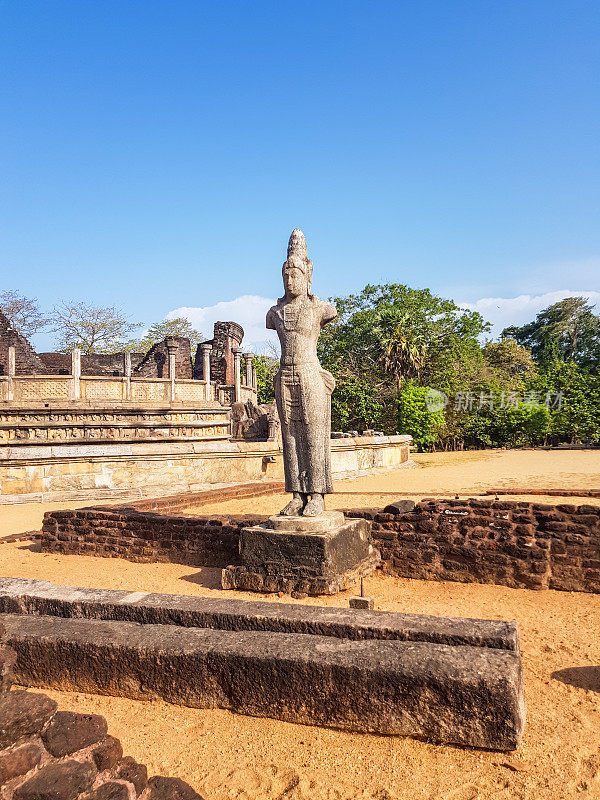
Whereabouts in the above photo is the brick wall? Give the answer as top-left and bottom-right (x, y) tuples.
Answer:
(42, 497), (600, 594)
(350, 498), (600, 592)
(41, 508), (257, 567)
(194, 322), (244, 385)
(0, 621), (203, 800)
(0, 311), (48, 376)
(133, 337), (192, 379)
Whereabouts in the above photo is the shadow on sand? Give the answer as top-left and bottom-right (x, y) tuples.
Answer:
(552, 666), (600, 692)
(180, 567), (224, 590)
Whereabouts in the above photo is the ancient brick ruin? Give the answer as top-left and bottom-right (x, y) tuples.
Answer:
(40, 492), (600, 595)
(0, 310), (240, 383)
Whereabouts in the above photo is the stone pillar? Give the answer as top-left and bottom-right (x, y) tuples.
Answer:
(123, 351), (132, 400)
(245, 353), (254, 387)
(71, 348), (81, 401)
(252, 365), (258, 391)
(165, 337), (179, 403)
(7, 346), (15, 401)
(201, 343), (212, 401)
(232, 347), (242, 402)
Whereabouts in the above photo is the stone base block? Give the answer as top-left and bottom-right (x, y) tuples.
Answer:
(1, 613), (525, 750)
(221, 515), (381, 595)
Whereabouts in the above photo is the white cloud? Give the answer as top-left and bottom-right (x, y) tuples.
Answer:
(168, 295), (278, 353)
(169, 289), (600, 352)
(462, 290), (600, 339)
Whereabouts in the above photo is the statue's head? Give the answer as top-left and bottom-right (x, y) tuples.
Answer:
(282, 229), (313, 298)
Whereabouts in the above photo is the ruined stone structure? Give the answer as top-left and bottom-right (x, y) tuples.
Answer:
(40, 492), (600, 595)
(0, 579), (525, 750)
(0, 312), (241, 384)
(0, 311), (47, 376)
(0, 315), (265, 500)
(194, 321), (244, 386)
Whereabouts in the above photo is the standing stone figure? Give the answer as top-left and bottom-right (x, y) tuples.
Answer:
(266, 229), (337, 517)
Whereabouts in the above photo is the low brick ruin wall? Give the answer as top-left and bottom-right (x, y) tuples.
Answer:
(350, 498), (600, 592)
(41, 496), (600, 593)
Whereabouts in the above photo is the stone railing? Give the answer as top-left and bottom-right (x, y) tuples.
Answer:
(0, 345), (258, 406)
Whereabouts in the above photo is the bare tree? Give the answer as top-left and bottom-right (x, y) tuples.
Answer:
(49, 301), (140, 354)
(0, 290), (48, 339)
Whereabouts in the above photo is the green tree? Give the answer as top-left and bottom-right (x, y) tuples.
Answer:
(397, 383), (445, 451)
(254, 354), (278, 404)
(128, 317), (204, 353)
(503, 297), (600, 369)
(318, 284), (489, 433)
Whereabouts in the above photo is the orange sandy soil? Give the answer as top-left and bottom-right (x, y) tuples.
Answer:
(1, 449), (600, 799)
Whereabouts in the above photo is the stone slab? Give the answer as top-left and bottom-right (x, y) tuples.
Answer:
(265, 510), (346, 532)
(0, 577), (520, 651)
(1, 613), (525, 750)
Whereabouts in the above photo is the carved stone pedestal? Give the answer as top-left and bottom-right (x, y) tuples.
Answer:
(221, 511), (381, 596)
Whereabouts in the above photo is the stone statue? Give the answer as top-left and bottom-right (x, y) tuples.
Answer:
(266, 229), (337, 517)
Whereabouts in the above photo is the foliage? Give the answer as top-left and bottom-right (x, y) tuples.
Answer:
(318, 283), (489, 435)
(503, 297), (600, 370)
(396, 383), (445, 450)
(254, 354), (278, 404)
(49, 301), (140, 354)
(0, 290), (48, 339)
(330, 370), (386, 432)
(317, 283), (599, 450)
(127, 317), (204, 354)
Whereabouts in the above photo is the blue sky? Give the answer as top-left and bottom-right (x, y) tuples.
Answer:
(1, 1), (599, 350)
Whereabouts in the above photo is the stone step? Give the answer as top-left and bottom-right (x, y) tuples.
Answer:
(1, 613), (525, 750)
(0, 577), (519, 651)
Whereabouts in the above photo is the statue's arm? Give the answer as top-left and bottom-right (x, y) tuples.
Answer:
(266, 307), (276, 330)
(320, 300), (338, 327)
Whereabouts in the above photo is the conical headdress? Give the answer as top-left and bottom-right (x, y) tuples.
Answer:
(287, 228), (307, 260)
(283, 228), (313, 295)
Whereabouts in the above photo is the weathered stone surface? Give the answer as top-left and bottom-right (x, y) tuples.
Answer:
(224, 515), (382, 595)
(1, 643), (17, 692)
(2, 614), (525, 750)
(266, 229), (337, 515)
(0, 740), (44, 785)
(146, 776), (204, 800)
(91, 736), (123, 771)
(237, 516), (378, 580)
(13, 759), (97, 800)
(382, 499), (416, 514)
(113, 757), (148, 793)
(349, 596), (374, 610)
(82, 781), (129, 800)
(266, 510), (345, 532)
(42, 711), (108, 757)
(0, 577), (519, 650)
(0, 690), (57, 749)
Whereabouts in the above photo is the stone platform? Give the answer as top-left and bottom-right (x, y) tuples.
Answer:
(0, 579), (526, 750)
(221, 511), (381, 595)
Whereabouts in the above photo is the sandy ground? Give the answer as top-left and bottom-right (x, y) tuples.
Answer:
(1, 449), (600, 799)
(1, 450), (599, 537)
(190, 449), (600, 516)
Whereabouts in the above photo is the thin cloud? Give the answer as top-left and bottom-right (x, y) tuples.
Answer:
(462, 290), (600, 338)
(168, 295), (278, 352)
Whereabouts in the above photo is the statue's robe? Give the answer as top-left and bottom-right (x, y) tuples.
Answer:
(266, 296), (336, 495)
